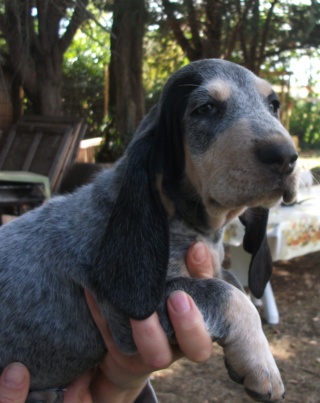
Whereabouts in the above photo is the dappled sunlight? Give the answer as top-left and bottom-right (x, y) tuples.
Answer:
(269, 335), (296, 360)
(151, 343), (226, 381)
(151, 360), (183, 380)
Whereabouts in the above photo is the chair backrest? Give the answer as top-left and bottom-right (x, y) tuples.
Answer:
(0, 116), (87, 194)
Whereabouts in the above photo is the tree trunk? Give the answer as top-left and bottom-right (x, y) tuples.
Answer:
(99, 0), (146, 161)
(34, 51), (63, 115)
(37, 79), (63, 116)
(0, 0), (89, 116)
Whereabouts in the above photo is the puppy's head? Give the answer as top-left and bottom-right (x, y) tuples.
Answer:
(158, 59), (298, 228)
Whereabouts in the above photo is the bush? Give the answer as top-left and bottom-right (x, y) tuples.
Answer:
(290, 98), (320, 149)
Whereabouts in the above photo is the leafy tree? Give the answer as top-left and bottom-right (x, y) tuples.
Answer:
(290, 95), (320, 150)
(158, 0), (320, 75)
(0, 0), (91, 115)
(2, 0), (320, 158)
(62, 17), (111, 138)
(143, 28), (187, 109)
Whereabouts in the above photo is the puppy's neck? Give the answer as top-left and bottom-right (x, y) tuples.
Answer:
(162, 174), (247, 235)
(162, 176), (213, 234)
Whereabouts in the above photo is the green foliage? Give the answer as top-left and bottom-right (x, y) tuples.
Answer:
(2, 0), (320, 150)
(143, 28), (188, 109)
(62, 18), (110, 138)
(290, 97), (320, 150)
(62, 14), (187, 141)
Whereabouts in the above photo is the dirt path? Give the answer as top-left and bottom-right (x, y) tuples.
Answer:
(151, 251), (320, 403)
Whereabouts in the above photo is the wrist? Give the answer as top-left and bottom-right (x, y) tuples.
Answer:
(90, 367), (149, 403)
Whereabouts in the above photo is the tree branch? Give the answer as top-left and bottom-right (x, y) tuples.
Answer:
(36, 0), (51, 52)
(204, 0), (224, 58)
(258, 0), (279, 66)
(85, 9), (113, 36)
(162, 0), (198, 61)
(59, 0), (90, 54)
(185, 0), (202, 55)
(2, 0), (37, 95)
(225, 0), (255, 59)
(249, 0), (260, 69)
(237, 0), (249, 62)
(0, 13), (6, 32)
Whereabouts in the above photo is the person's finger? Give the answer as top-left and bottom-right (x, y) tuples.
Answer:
(186, 242), (218, 278)
(84, 289), (110, 344)
(64, 369), (94, 403)
(0, 362), (30, 403)
(167, 291), (212, 362)
(85, 289), (172, 370)
(130, 313), (173, 370)
(84, 288), (127, 362)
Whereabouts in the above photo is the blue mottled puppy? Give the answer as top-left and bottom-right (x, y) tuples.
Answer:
(0, 59), (298, 402)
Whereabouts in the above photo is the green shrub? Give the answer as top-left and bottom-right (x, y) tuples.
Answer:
(290, 98), (320, 149)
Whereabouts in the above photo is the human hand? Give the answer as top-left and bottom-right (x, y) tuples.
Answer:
(0, 242), (216, 403)
(86, 241), (216, 402)
(0, 362), (30, 403)
(0, 362), (94, 403)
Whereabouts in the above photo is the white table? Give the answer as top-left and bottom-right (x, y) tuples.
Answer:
(224, 185), (320, 324)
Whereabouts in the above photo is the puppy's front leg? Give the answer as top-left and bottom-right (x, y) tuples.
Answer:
(219, 285), (285, 402)
(158, 277), (284, 402)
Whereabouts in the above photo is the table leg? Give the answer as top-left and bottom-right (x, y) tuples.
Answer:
(261, 282), (279, 325)
(228, 245), (279, 325)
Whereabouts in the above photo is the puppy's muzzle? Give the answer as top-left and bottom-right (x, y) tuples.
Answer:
(256, 141), (298, 175)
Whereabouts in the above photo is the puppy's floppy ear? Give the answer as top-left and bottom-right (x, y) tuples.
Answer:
(91, 133), (170, 320)
(91, 68), (202, 320)
(239, 207), (273, 299)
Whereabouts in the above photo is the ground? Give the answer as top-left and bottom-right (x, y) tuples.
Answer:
(150, 250), (320, 403)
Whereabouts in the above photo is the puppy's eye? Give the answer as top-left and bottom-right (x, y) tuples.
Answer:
(269, 100), (280, 115)
(195, 103), (217, 115)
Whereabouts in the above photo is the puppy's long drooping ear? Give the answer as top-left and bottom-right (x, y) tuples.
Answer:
(239, 207), (273, 299)
(91, 67), (202, 320)
(92, 134), (170, 320)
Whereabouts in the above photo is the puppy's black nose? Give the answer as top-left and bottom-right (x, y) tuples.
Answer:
(256, 142), (298, 175)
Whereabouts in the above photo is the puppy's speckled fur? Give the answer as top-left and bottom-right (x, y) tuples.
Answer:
(0, 59), (298, 402)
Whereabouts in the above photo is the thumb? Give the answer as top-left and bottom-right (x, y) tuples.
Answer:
(186, 242), (219, 279)
(0, 363), (30, 403)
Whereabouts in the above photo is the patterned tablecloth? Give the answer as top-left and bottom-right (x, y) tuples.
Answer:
(224, 185), (320, 261)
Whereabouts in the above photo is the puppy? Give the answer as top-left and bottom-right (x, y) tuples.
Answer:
(0, 59), (298, 402)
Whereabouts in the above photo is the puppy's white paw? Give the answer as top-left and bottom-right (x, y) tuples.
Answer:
(224, 346), (285, 402)
(222, 288), (285, 402)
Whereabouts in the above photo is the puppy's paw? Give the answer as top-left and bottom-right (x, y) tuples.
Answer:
(222, 289), (284, 401)
(244, 365), (285, 402)
(225, 354), (285, 402)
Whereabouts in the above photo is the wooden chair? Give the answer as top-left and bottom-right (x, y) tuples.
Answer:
(0, 116), (87, 222)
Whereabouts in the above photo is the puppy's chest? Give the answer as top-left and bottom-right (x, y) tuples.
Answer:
(167, 219), (225, 279)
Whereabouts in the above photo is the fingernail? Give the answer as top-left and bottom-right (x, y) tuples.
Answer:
(169, 291), (191, 313)
(3, 363), (27, 388)
(192, 242), (207, 263)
